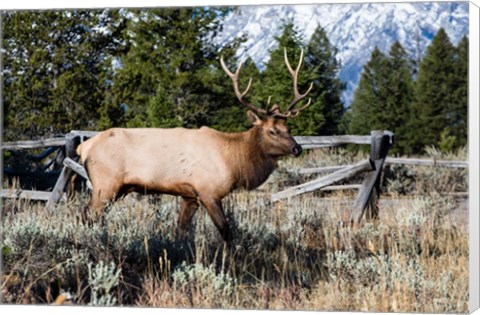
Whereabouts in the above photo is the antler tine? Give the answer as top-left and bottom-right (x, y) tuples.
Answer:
(283, 48), (313, 114)
(220, 56), (266, 116)
(283, 47), (301, 77)
(271, 97), (312, 119)
(289, 97), (312, 116)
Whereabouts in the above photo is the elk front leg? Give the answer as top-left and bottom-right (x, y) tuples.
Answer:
(177, 197), (199, 238)
(90, 182), (121, 215)
(200, 197), (231, 244)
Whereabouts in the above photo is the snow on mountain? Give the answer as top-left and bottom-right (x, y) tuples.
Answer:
(217, 2), (469, 106)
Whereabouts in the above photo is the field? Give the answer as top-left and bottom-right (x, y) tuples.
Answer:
(1, 147), (469, 312)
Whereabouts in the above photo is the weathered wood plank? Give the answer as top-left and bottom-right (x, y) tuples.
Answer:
(63, 157), (89, 181)
(2, 131), (97, 151)
(351, 159), (383, 222)
(294, 135), (371, 146)
(2, 138), (66, 150)
(47, 166), (73, 209)
(3, 133), (374, 151)
(63, 157), (92, 190)
(64, 133), (80, 158)
(320, 184), (361, 191)
(300, 144), (337, 149)
(296, 165), (346, 174)
(47, 134), (79, 209)
(70, 130), (99, 138)
(272, 159), (371, 201)
(385, 157), (468, 168)
(1, 189), (52, 201)
(351, 130), (393, 223)
(71, 133), (370, 147)
(292, 157), (468, 175)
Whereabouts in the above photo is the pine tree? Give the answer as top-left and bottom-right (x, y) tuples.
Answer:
(449, 36), (468, 149)
(257, 21), (320, 135)
(348, 47), (389, 136)
(410, 28), (456, 152)
(107, 7), (240, 130)
(259, 21), (305, 106)
(348, 42), (416, 155)
(147, 84), (182, 128)
(305, 25), (345, 135)
(2, 10), (126, 140)
(210, 56), (261, 132)
(384, 41), (415, 155)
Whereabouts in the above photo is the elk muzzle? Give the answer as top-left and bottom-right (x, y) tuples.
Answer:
(292, 144), (303, 157)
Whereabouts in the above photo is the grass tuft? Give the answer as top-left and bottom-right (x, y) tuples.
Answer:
(1, 148), (468, 311)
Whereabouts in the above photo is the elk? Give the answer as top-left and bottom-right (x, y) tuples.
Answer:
(76, 48), (313, 243)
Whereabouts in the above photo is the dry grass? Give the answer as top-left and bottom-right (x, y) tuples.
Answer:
(1, 148), (469, 312)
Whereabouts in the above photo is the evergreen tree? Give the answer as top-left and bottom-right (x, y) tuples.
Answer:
(210, 56), (261, 132)
(410, 28), (456, 152)
(348, 42), (415, 155)
(259, 21), (306, 107)
(107, 7), (240, 130)
(2, 10), (127, 140)
(385, 41), (415, 154)
(146, 84), (182, 128)
(348, 47), (389, 136)
(257, 21), (319, 135)
(305, 25), (345, 135)
(412, 25), (424, 77)
(449, 35), (468, 149)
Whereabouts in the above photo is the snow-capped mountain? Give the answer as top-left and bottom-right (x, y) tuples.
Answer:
(217, 2), (469, 106)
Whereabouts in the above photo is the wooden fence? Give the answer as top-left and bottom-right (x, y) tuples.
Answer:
(1, 130), (468, 223)
(270, 130), (394, 222)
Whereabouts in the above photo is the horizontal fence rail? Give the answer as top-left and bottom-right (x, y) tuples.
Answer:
(295, 165), (345, 174)
(1, 189), (52, 201)
(2, 130), (101, 150)
(293, 157), (468, 175)
(69, 130), (100, 138)
(385, 157), (468, 168)
(3, 133), (371, 151)
(2, 138), (66, 150)
(294, 135), (371, 149)
(319, 184), (361, 191)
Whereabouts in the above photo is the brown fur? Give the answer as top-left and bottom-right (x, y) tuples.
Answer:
(77, 114), (302, 243)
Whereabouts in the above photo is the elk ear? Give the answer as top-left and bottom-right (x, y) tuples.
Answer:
(247, 110), (262, 125)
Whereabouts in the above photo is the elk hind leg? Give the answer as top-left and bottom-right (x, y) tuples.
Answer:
(200, 197), (231, 244)
(177, 197), (199, 238)
(67, 173), (78, 199)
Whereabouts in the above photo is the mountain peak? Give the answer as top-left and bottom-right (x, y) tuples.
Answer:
(217, 2), (468, 106)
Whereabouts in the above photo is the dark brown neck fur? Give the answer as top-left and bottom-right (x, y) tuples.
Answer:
(222, 127), (278, 191)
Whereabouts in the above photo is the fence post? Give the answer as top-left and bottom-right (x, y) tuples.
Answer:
(46, 132), (80, 210)
(350, 130), (393, 224)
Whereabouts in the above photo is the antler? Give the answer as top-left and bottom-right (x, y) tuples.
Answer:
(272, 48), (313, 119)
(220, 56), (267, 116)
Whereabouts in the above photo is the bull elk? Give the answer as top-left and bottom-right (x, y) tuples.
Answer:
(77, 48), (313, 243)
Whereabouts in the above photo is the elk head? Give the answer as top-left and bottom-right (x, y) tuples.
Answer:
(220, 48), (313, 158)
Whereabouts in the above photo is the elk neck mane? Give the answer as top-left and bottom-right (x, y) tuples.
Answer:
(220, 126), (278, 191)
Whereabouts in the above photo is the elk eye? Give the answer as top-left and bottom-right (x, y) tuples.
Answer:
(268, 129), (277, 136)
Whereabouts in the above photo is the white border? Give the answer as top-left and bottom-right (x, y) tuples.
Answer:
(0, 0), (475, 10)
(1, 1), (479, 315)
(469, 1), (480, 313)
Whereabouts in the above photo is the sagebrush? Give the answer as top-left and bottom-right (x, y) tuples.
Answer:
(1, 148), (468, 312)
